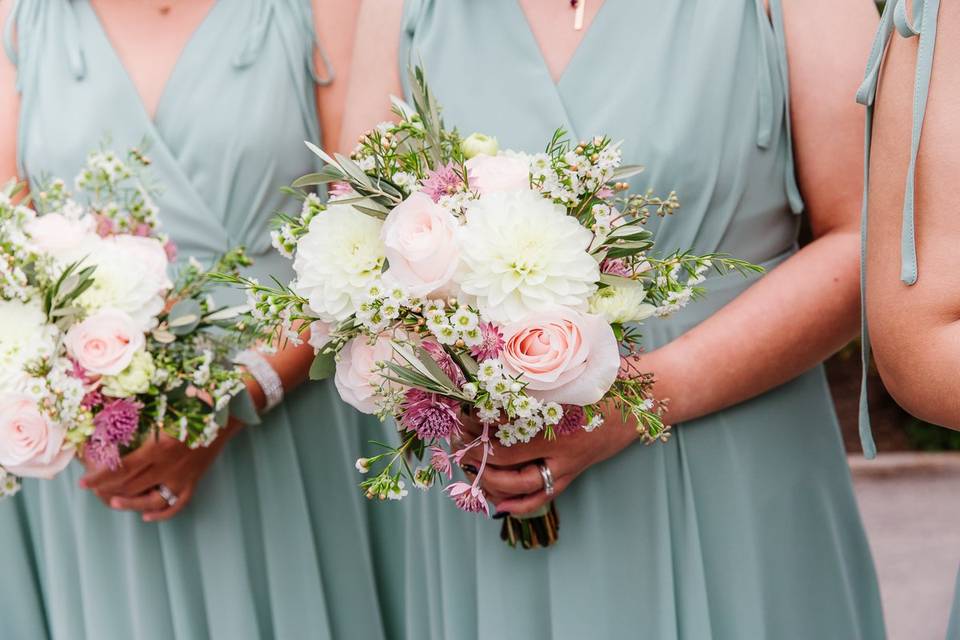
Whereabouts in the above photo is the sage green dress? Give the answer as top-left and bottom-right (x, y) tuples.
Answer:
(398, 1), (886, 638)
(1, 1), (402, 638)
(857, 2), (956, 638)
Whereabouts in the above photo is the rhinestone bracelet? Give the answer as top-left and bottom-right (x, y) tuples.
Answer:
(235, 350), (284, 413)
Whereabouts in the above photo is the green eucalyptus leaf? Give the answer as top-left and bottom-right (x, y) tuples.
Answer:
(167, 299), (202, 335)
(309, 351), (336, 381)
(229, 388), (262, 426)
(610, 164), (645, 181)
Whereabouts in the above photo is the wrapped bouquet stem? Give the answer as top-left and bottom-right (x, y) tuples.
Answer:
(219, 67), (760, 548)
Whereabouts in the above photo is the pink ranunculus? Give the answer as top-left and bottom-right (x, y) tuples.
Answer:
(333, 333), (398, 414)
(64, 309), (145, 376)
(465, 154), (531, 195)
(381, 192), (461, 297)
(0, 393), (74, 479)
(500, 308), (620, 406)
(25, 213), (96, 257)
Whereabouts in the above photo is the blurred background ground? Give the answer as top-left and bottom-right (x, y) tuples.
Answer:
(828, 348), (960, 640)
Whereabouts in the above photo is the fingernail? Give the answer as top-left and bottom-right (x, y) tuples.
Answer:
(77, 479), (87, 488)
(110, 498), (121, 509)
(492, 511), (508, 519)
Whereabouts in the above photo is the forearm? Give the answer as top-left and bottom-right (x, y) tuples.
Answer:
(637, 228), (859, 427)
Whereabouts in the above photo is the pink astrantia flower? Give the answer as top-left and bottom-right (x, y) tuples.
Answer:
(597, 187), (614, 200)
(328, 181), (355, 199)
(429, 446), (453, 479)
(600, 258), (632, 277)
(469, 322), (505, 362)
(94, 214), (115, 237)
(420, 163), (464, 203)
(83, 436), (121, 470)
(554, 404), (586, 436)
(92, 399), (141, 447)
(446, 482), (490, 516)
(163, 240), (178, 262)
(81, 389), (104, 411)
(420, 340), (466, 387)
(400, 389), (461, 440)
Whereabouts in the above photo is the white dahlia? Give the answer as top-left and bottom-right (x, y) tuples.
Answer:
(292, 204), (386, 322)
(76, 235), (173, 330)
(0, 298), (58, 392)
(588, 282), (657, 324)
(456, 191), (599, 323)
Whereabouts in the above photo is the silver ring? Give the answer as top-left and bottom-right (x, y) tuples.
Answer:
(537, 462), (555, 496)
(157, 484), (179, 507)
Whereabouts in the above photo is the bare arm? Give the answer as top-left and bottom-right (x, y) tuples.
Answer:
(312, 0), (362, 153)
(1, 0), (19, 182)
(865, 2), (960, 428)
(628, 0), (878, 427)
(338, 0), (404, 151)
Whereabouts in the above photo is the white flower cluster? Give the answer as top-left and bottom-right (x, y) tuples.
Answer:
(352, 277), (421, 335)
(271, 193), (323, 259)
(0, 468), (19, 498)
(75, 150), (133, 192)
(473, 359), (564, 446)
(422, 299), (482, 347)
(530, 138), (622, 205)
(0, 193), (37, 301)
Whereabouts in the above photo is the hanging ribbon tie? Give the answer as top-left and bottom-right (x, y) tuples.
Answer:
(855, 0), (941, 459)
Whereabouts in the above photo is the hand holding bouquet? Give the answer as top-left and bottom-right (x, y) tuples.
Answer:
(222, 69), (760, 547)
(0, 146), (260, 498)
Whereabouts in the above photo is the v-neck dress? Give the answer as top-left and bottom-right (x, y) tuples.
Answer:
(396, 1), (886, 638)
(856, 2), (957, 638)
(1, 2), (403, 639)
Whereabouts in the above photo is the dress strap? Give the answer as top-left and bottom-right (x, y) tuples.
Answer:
(4, 0), (86, 88)
(854, 0), (941, 459)
(233, 0), (334, 86)
(756, 0), (804, 215)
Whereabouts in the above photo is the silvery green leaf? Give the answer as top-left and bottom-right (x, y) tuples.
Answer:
(309, 352), (336, 381)
(291, 167), (344, 188)
(152, 329), (177, 344)
(600, 274), (644, 289)
(204, 305), (249, 322)
(168, 299), (202, 335)
(334, 154), (374, 189)
(390, 94), (416, 119)
(414, 345), (458, 392)
(57, 274), (80, 298)
(214, 405), (230, 428)
(452, 351), (479, 376)
(610, 164), (645, 181)
(304, 141), (337, 166)
(351, 204), (388, 220)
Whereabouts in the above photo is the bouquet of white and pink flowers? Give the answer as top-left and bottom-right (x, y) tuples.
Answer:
(0, 146), (260, 497)
(220, 69), (759, 548)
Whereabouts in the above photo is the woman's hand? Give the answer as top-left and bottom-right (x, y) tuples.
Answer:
(79, 421), (241, 522)
(457, 408), (640, 515)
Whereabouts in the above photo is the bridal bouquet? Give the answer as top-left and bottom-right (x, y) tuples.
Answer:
(0, 147), (258, 498)
(221, 69), (759, 547)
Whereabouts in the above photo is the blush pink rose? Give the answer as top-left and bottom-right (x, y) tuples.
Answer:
(465, 154), (531, 195)
(500, 308), (620, 406)
(65, 309), (145, 376)
(334, 333), (398, 414)
(0, 393), (75, 479)
(381, 192), (461, 297)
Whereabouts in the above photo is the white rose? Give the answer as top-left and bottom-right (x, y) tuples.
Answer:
(76, 235), (173, 330)
(0, 299), (58, 392)
(381, 192), (461, 298)
(456, 190), (599, 323)
(588, 282), (656, 324)
(292, 204), (386, 322)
